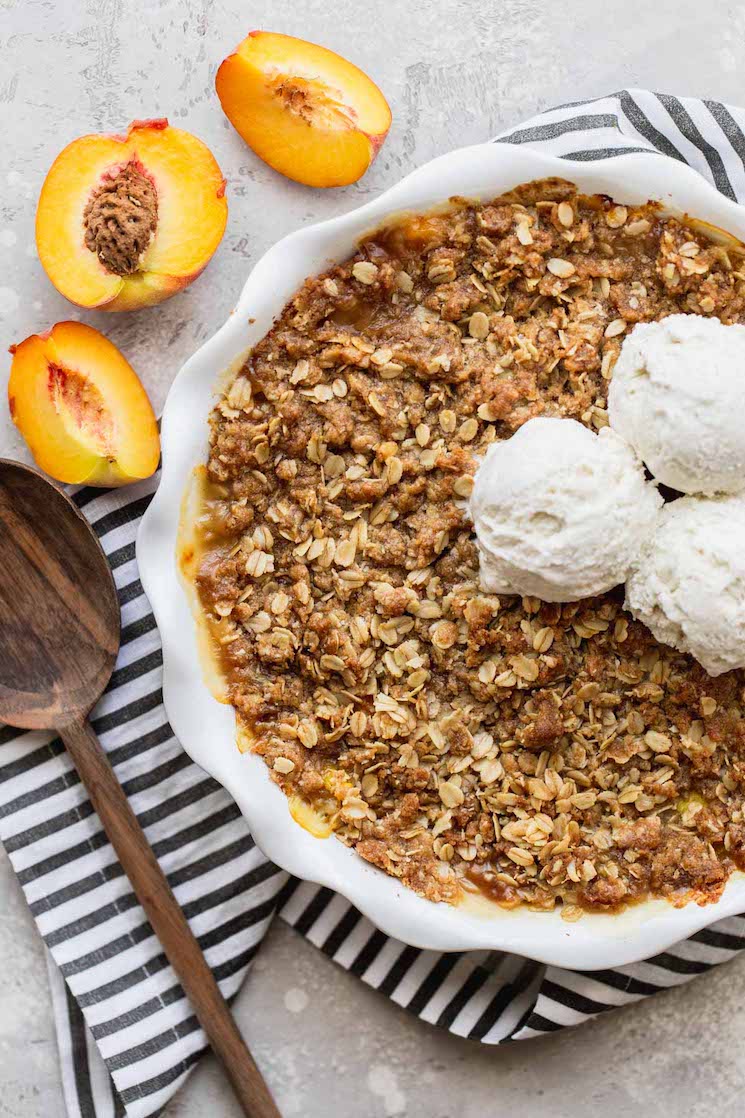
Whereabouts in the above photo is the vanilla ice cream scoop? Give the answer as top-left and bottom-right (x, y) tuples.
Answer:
(469, 417), (662, 602)
(625, 493), (745, 676)
(608, 314), (745, 495)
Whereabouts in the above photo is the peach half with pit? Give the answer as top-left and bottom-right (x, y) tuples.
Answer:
(35, 119), (228, 311)
(8, 321), (160, 486)
(216, 31), (391, 188)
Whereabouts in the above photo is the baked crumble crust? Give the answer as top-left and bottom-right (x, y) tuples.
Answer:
(196, 177), (745, 915)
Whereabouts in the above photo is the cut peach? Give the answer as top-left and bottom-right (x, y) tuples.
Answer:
(216, 31), (391, 188)
(36, 120), (227, 311)
(8, 322), (159, 486)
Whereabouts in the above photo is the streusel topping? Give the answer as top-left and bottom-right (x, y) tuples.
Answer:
(196, 178), (745, 915)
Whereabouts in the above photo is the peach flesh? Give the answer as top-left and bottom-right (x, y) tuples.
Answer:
(35, 119), (228, 311)
(8, 322), (159, 487)
(47, 364), (115, 458)
(216, 31), (391, 188)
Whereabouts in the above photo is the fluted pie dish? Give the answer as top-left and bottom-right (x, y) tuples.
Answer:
(138, 142), (745, 968)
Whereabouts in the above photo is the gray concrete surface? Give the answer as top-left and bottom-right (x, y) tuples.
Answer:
(2, 0), (745, 1114)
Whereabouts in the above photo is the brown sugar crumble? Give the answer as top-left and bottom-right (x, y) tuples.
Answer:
(195, 177), (745, 916)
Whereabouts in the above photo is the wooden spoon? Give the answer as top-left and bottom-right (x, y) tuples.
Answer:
(0, 459), (280, 1118)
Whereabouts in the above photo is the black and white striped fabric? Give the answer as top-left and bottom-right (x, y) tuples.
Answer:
(4, 89), (745, 1117)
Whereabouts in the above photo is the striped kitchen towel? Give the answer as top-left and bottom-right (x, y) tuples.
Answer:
(4, 89), (745, 1118)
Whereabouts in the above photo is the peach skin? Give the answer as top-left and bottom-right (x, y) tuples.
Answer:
(216, 32), (391, 188)
(8, 321), (160, 486)
(36, 120), (227, 311)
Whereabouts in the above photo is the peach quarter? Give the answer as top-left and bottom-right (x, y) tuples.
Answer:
(216, 31), (391, 188)
(36, 120), (228, 311)
(9, 321), (160, 486)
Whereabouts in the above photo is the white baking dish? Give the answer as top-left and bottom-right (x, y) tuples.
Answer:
(137, 142), (745, 969)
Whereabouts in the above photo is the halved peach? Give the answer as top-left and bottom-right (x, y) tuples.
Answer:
(36, 119), (228, 311)
(8, 322), (159, 487)
(216, 31), (391, 187)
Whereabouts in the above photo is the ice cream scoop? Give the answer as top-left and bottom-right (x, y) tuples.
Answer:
(625, 492), (745, 676)
(608, 314), (745, 495)
(469, 416), (662, 602)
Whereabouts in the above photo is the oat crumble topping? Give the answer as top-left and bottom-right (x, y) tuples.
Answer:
(195, 178), (745, 915)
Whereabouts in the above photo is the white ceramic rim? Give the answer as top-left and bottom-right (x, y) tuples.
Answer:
(138, 142), (745, 969)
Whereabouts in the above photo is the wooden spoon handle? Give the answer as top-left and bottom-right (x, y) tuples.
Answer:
(59, 717), (281, 1118)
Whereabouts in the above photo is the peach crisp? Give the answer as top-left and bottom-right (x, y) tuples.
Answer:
(9, 321), (159, 486)
(36, 119), (227, 311)
(193, 180), (745, 915)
